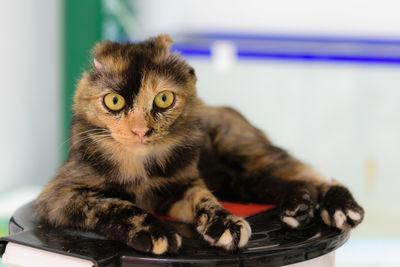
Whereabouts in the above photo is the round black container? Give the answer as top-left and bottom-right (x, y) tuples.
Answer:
(0, 202), (349, 266)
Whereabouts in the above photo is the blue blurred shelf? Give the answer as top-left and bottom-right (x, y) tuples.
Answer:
(170, 32), (400, 65)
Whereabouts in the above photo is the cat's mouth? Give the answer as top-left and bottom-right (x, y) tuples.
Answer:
(111, 132), (153, 146)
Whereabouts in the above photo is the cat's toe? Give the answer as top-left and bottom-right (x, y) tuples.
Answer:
(237, 219), (252, 247)
(129, 230), (181, 255)
(197, 211), (251, 250)
(281, 193), (314, 228)
(321, 208), (364, 230)
(214, 217), (251, 250)
(321, 185), (364, 230)
(151, 236), (169, 254)
(128, 217), (182, 254)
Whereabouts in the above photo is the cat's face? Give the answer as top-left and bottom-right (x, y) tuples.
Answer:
(73, 35), (199, 150)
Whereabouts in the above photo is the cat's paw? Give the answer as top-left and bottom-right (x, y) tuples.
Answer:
(127, 215), (182, 255)
(195, 209), (251, 250)
(321, 185), (364, 230)
(280, 191), (315, 228)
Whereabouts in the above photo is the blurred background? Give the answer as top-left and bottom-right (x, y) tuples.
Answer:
(1, 0), (400, 266)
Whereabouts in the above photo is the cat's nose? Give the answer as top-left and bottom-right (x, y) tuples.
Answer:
(132, 128), (152, 143)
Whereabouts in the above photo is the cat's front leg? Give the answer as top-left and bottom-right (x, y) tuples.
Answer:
(168, 186), (251, 250)
(35, 186), (181, 255)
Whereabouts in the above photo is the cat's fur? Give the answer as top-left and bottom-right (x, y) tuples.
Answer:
(34, 34), (364, 255)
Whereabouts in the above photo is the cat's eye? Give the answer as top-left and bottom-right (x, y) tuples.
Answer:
(154, 90), (174, 109)
(104, 93), (126, 111)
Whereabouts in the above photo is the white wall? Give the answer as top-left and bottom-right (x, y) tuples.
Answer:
(0, 0), (61, 191)
(135, 0), (400, 38)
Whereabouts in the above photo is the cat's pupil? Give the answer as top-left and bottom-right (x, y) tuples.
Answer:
(113, 96), (118, 105)
(162, 94), (167, 102)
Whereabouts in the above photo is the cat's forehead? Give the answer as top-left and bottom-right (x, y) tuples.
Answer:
(88, 38), (195, 108)
(93, 34), (172, 66)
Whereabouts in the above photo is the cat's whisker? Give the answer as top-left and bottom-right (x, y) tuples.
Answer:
(59, 128), (109, 150)
(72, 134), (111, 145)
(69, 128), (109, 141)
(69, 133), (112, 150)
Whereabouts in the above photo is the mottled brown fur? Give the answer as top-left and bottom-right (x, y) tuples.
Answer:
(35, 34), (364, 254)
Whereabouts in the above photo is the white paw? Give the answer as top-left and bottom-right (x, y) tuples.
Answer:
(282, 216), (300, 228)
(175, 233), (182, 248)
(215, 218), (251, 250)
(238, 219), (252, 248)
(215, 229), (233, 247)
(151, 236), (168, 255)
(321, 208), (363, 230)
(197, 213), (251, 250)
(281, 202), (314, 228)
(347, 209), (362, 221)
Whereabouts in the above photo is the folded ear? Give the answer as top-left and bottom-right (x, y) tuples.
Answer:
(91, 41), (112, 71)
(154, 34), (174, 60)
(93, 57), (104, 71)
(156, 33), (173, 48)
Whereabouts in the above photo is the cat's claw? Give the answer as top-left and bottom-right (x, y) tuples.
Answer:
(321, 186), (364, 230)
(196, 211), (251, 250)
(280, 192), (315, 228)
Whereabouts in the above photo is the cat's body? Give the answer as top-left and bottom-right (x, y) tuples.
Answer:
(35, 34), (364, 255)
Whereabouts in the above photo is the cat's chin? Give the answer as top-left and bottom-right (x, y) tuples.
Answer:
(111, 134), (150, 146)
(121, 141), (148, 149)
(115, 141), (151, 156)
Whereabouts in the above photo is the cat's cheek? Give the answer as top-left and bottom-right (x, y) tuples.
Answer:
(82, 103), (104, 126)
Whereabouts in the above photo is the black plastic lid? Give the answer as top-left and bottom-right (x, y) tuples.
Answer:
(0, 202), (349, 266)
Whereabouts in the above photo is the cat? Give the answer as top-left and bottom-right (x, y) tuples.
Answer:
(34, 34), (364, 255)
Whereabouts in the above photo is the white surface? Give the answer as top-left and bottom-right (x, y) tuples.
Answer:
(211, 41), (237, 72)
(0, 0), (61, 192)
(0, 187), (41, 218)
(2, 242), (94, 267)
(135, 0), (400, 38)
(285, 252), (334, 267)
(336, 236), (400, 267)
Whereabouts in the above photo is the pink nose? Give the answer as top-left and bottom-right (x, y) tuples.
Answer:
(132, 129), (149, 143)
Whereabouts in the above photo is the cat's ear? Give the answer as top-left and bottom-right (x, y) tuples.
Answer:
(155, 34), (173, 60)
(156, 34), (173, 49)
(93, 58), (104, 71)
(91, 41), (112, 71)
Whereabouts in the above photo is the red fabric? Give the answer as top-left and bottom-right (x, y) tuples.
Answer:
(220, 201), (275, 217)
(157, 202), (274, 221)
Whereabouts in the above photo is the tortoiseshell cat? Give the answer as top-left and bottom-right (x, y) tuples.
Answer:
(35, 34), (364, 255)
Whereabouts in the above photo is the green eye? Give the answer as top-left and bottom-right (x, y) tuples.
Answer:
(104, 93), (126, 111)
(154, 90), (174, 109)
